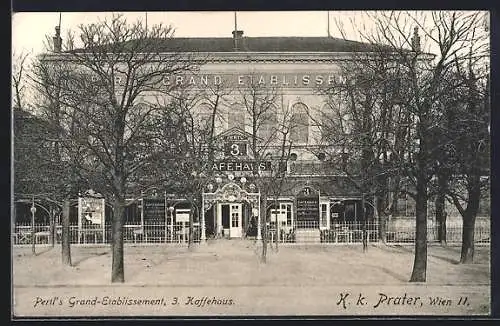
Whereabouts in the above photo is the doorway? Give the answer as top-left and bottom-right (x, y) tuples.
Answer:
(219, 203), (242, 238)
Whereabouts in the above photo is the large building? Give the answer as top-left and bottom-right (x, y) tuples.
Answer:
(128, 30), (377, 242)
(17, 24), (440, 245)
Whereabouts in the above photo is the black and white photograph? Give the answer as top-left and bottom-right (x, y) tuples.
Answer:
(11, 10), (491, 317)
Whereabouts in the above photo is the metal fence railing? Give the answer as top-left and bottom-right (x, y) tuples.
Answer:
(12, 221), (490, 246)
(12, 223), (201, 245)
(265, 221), (490, 245)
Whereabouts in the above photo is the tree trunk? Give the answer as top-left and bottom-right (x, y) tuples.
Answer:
(261, 196), (268, 263)
(435, 171), (448, 245)
(460, 180), (480, 264)
(111, 197), (125, 283)
(440, 211), (447, 246)
(374, 196), (387, 243)
(435, 192), (447, 245)
(391, 176), (401, 215)
(410, 174), (428, 282)
(188, 206), (194, 250)
(362, 196), (368, 252)
(61, 199), (72, 266)
(460, 213), (476, 263)
(50, 208), (56, 247)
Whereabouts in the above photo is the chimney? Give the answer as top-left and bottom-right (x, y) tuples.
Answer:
(53, 25), (62, 52)
(411, 27), (421, 53)
(232, 30), (244, 51)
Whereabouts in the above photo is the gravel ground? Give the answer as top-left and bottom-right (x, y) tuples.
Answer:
(12, 240), (491, 317)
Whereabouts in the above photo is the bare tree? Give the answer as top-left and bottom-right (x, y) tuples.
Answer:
(36, 14), (197, 282)
(12, 51), (32, 110)
(443, 60), (489, 263)
(315, 47), (410, 244)
(332, 11), (488, 281)
(232, 75), (296, 262)
(160, 81), (230, 248)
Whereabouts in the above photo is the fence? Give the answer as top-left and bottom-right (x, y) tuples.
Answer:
(265, 221), (490, 245)
(12, 223), (201, 246)
(12, 221), (490, 246)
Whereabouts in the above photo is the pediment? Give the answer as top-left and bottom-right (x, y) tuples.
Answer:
(215, 127), (255, 142)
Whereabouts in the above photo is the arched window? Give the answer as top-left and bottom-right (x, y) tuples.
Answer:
(258, 104), (278, 141)
(290, 103), (309, 144)
(196, 103), (214, 131)
(227, 104), (246, 131)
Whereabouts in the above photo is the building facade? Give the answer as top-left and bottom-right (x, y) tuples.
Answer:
(130, 31), (376, 242)
(25, 28), (388, 244)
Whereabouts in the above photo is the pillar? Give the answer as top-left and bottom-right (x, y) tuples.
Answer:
(216, 203), (222, 237)
(257, 200), (262, 240)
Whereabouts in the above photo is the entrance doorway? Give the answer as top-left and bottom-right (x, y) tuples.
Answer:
(219, 203), (242, 238)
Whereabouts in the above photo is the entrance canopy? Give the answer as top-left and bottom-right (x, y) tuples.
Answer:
(201, 181), (261, 240)
(202, 182), (260, 210)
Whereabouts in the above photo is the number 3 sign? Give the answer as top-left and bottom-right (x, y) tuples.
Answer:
(231, 144), (240, 156)
(226, 142), (247, 157)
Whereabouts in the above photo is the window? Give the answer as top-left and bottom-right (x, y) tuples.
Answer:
(290, 103), (309, 144)
(258, 105), (278, 141)
(227, 105), (246, 131)
(196, 104), (214, 131)
(280, 202), (293, 228)
(231, 204), (240, 227)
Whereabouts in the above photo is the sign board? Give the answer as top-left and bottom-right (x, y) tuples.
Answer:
(110, 72), (344, 89)
(212, 161), (272, 172)
(77, 197), (106, 243)
(175, 209), (190, 223)
(78, 197), (105, 225)
(296, 187), (320, 226)
(224, 142), (248, 157)
(224, 133), (248, 142)
(143, 198), (166, 223)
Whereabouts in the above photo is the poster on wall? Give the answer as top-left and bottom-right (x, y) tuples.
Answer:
(296, 186), (320, 226)
(77, 196), (106, 243)
(142, 198), (166, 224)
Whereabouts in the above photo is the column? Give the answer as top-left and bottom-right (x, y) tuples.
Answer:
(200, 196), (206, 244)
(216, 203), (222, 238)
(257, 199), (262, 240)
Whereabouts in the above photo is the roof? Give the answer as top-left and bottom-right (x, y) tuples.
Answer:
(158, 36), (378, 52)
(263, 175), (362, 198)
(71, 36), (382, 54)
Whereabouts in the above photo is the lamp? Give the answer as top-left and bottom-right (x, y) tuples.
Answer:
(240, 177), (247, 184)
(215, 176), (222, 184)
(227, 174), (234, 181)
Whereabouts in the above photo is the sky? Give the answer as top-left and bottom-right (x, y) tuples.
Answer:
(12, 11), (367, 55)
(12, 10), (489, 63)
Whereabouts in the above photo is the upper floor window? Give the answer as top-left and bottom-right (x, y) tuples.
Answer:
(290, 103), (309, 144)
(196, 103), (214, 131)
(258, 105), (278, 141)
(227, 105), (246, 131)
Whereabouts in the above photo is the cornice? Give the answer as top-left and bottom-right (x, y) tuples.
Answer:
(41, 50), (434, 64)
